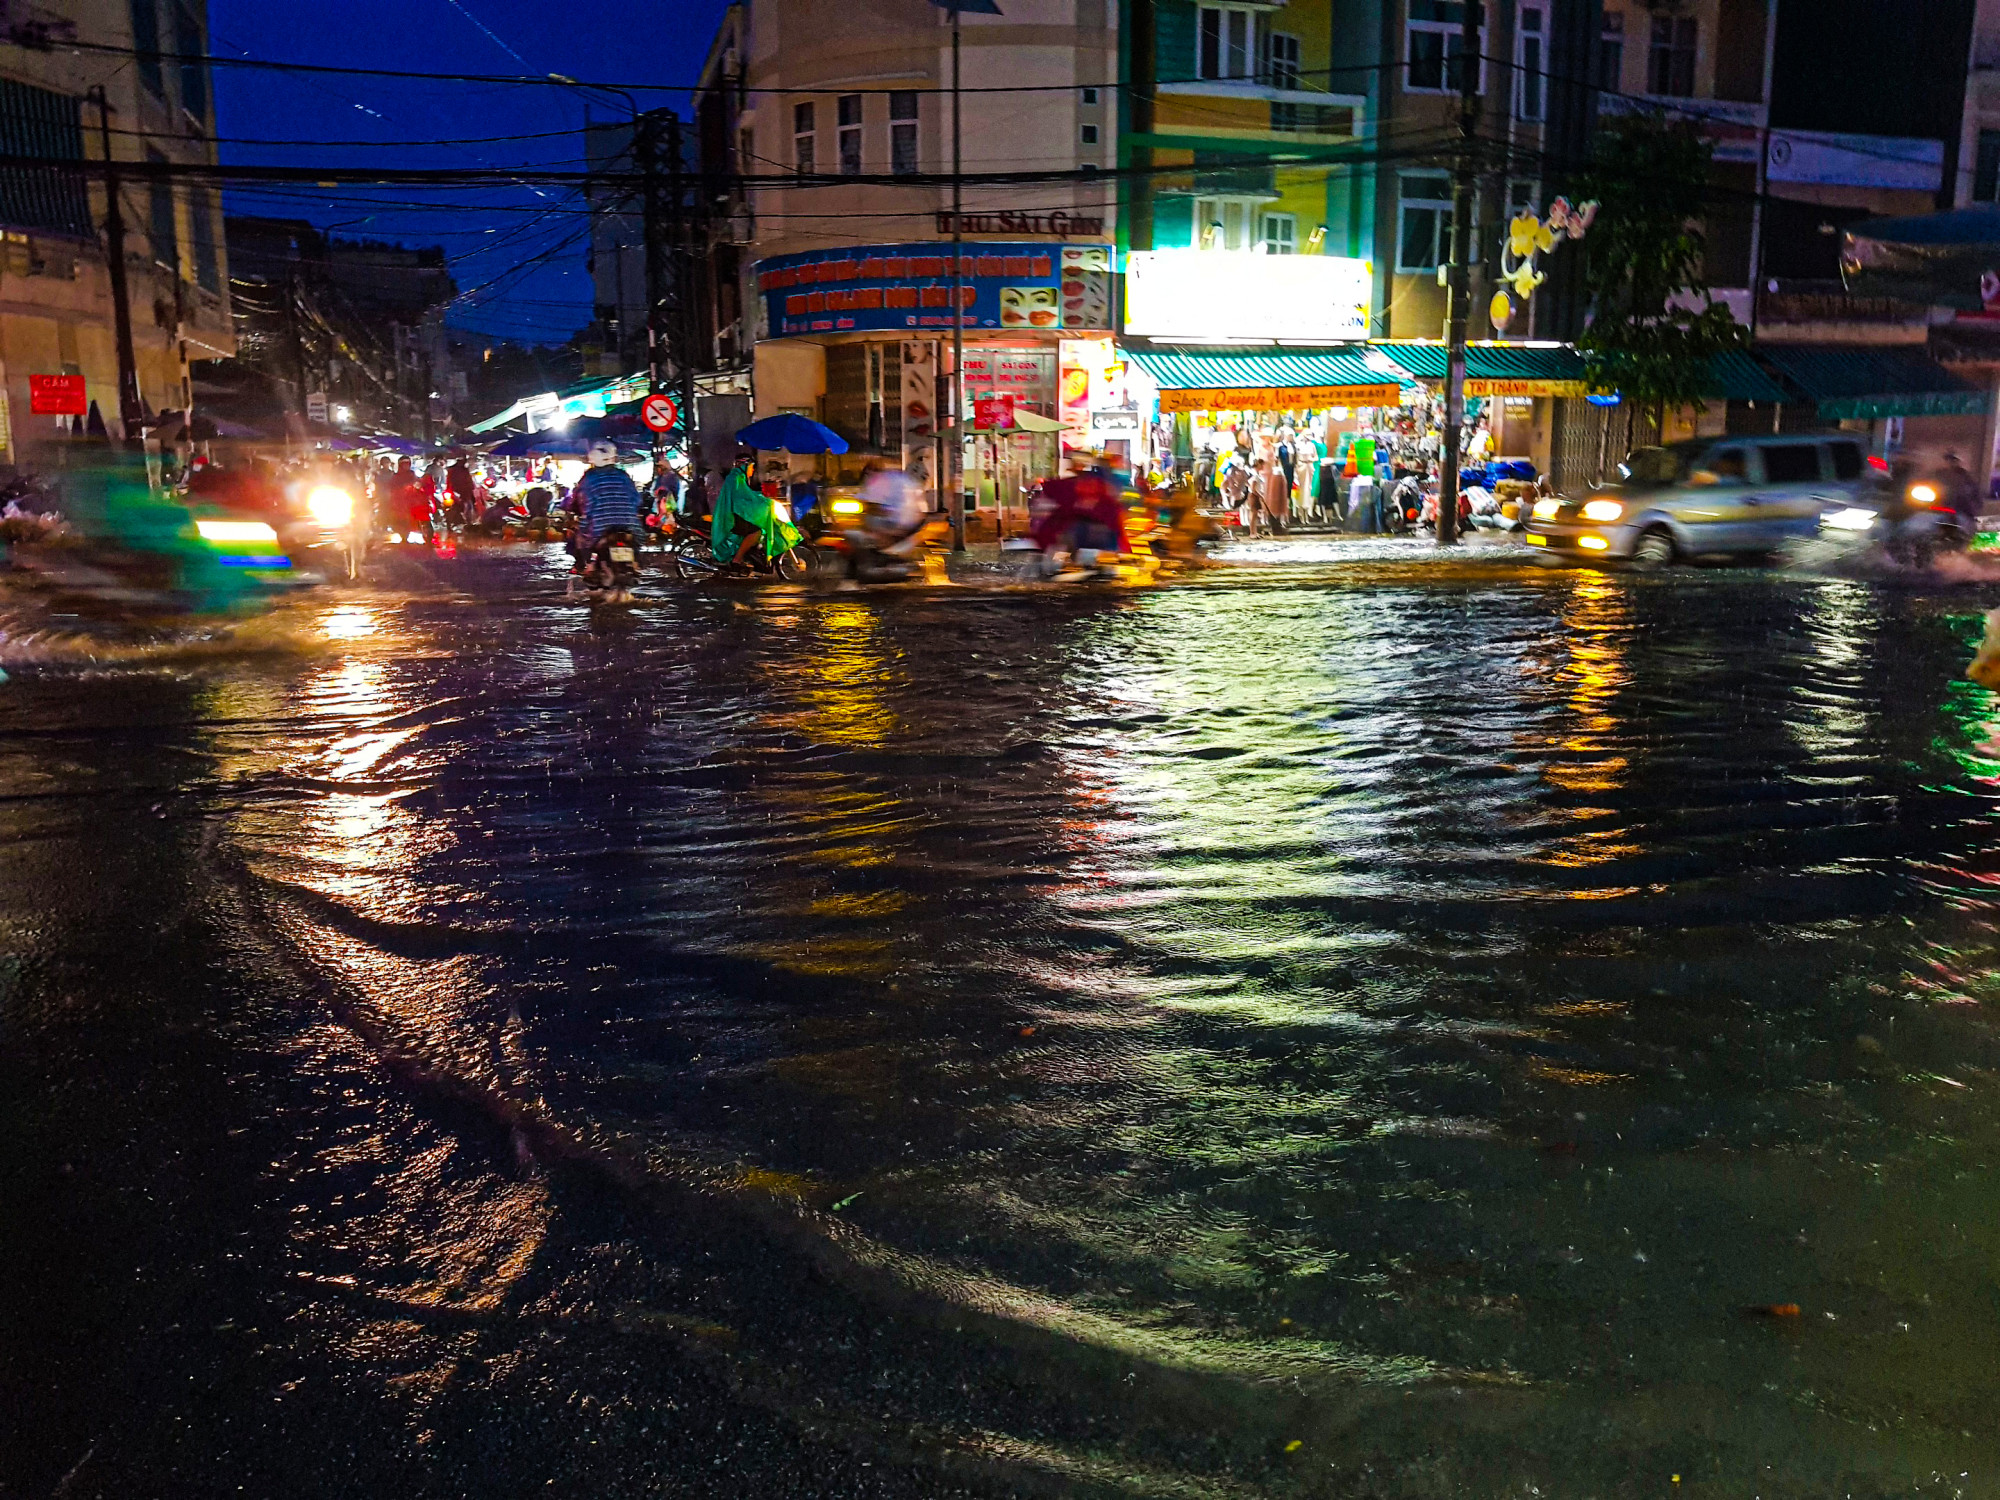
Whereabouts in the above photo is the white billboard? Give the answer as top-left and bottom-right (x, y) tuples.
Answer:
(1123, 250), (1372, 342)
(1766, 131), (1943, 192)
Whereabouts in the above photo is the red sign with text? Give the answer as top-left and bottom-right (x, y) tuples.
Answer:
(29, 374), (86, 416)
(973, 393), (1017, 431)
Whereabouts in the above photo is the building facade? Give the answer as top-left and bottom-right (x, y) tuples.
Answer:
(0, 0), (232, 456)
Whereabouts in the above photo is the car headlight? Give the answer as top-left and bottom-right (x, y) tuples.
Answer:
(1531, 497), (1561, 520)
(1580, 499), (1624, 523)
(195, 519), (280, 544)
(1577, 535), (1611, 551)
(307, 486), (354, 525)
(830, 497), (864, 516)
(1823, 507), (1877, 531)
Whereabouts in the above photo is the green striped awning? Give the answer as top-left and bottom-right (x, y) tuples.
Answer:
(1758, 345), (1987, 420)
(1121, 345), (1405, 413)
(1706, 350), (1789, 403)
(1369, 341), (1587, 395)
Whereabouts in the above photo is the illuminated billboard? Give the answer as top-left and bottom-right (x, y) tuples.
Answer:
(1122, 251), (1372, 343)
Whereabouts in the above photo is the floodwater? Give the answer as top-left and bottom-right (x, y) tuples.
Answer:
(4, 539), (2000, 1498)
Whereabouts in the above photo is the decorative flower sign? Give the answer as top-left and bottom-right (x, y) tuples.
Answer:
(1490, 196), (1599, 332)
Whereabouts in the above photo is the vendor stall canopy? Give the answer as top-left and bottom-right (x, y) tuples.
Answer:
(1842, 204), (2000, 311)
(1757, 345), (1984, 420)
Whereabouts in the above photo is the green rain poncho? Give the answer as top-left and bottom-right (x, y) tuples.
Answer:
(711, 464), (802, 563)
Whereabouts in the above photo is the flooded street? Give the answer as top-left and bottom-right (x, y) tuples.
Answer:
(5, 540), (2000, 1497)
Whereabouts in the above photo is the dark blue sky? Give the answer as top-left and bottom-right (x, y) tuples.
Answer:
(209, 0), (729, 345)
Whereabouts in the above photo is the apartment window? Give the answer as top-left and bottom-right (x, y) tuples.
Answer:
(1261, 212), (1297, 254)
(130, 0), (163, 98)
(174, 2), (209, 125)
(837, 93), (862, 175)
(1199, 6), (1260, 81)
(1515, 5), (1544, 121)
(147, 149), (177, 270)
(890, 92), (918, 175)
(793, 101), (815, 176)
(1082, 86), (1099, 104)
(1648, 14), (1696, 97)
(1406, 2), (1485, 94)
(1507, 177), (1539, 218)
(1080, 123), (1099, 145)
(1397, 173), (1454, 272)
(1194, 197), (1261, 250)
(1268, 32), (1301, 127)
(1598, 10), (1624, 91)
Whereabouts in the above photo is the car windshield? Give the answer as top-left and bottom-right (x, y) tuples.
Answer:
(1616, 442), (1711, 488)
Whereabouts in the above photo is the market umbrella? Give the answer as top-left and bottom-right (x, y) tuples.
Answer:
(735, 413), (849, 454)
(487, 431), (592, 458)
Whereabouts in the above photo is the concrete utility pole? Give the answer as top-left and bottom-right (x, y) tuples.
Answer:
(668, 110), (700, 483)
(637, 108), (670, 481)
(90, 88), (141, 442)
(1437, 0), (1483, 547)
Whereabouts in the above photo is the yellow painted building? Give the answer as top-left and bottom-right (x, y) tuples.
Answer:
(0, 0), (232, 457)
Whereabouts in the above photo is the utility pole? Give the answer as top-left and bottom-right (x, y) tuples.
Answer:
(89, 88), (141, 443)
(667, 110), (699, 485)
(637, 108), (670, 482)
(1437, 0), (1482, 547)
(948, 0), (966, 550)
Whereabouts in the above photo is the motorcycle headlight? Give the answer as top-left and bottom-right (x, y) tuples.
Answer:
(307, 486), (354, 525)
(1531, 497), (1562, 520)
(195, 519), (279, 544)
(1910, 483), (1939, 506)
(1580, 499), (1625, 523)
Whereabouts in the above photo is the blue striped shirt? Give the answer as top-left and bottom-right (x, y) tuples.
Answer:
(575, 465), (641, 536)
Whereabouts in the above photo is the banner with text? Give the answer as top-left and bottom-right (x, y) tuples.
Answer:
(755, 242), (1114, 336)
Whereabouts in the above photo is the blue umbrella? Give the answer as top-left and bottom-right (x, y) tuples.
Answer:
(735, 413), (849, 454)
(488, 431), (592, 458)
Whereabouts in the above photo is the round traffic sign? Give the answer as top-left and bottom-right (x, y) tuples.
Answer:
(641, 393), (679, 433)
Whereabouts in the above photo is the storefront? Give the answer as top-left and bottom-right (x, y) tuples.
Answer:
(748, 241), (1114, 512)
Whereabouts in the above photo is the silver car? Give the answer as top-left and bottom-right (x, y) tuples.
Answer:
(1525, 433), (1871, 569)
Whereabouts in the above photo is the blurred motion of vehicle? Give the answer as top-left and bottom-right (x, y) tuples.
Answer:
(578, 525), (640, 604)
(809, 487), (951, 584)
(278, 481), (369, 581)
(1526, 432), (1871, 569)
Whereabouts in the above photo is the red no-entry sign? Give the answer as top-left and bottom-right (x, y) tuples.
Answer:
(29, 374), (86, 416)
(641, 393), (679, 433)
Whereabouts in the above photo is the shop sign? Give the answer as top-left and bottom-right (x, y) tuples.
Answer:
(1464, 379), (1584, 398)
(753, 242), (1114, 336)
(28, 373), (85, 415)
(1156, 383), (1401, 414)
(1089, 407), (1142, 437)
(935, 210), (1106, 238)
(1766, 130), (1943, 191)
(973, 393), (1017, 430)
(1123, 251), (1372, 342)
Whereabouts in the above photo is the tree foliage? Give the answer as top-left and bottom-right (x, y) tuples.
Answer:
(1572, 113), (1746, 413)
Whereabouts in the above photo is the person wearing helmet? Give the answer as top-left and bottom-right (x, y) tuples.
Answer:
(572, 440), (643, 559)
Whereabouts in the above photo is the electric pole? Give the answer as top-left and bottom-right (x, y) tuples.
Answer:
(948, 0), (965, 550)
(90, 88), (141, 443)
(1437, 0), (1483, 547)
(637, 108), (672, 482)
(667, 110), (699, 485)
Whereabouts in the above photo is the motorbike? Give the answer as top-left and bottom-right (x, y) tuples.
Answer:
(276, 482), (369, 581)
(1820, 476), (1977, 567)
(577, 525), (641, 604)
(661, 520), (813, 583)
(809, 492), (950, 583)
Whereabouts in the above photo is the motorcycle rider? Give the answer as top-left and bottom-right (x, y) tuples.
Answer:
(1030, 452), (1128, 565)
(711, 449), (802, 573)
(571, 440), (643, 581)
(1935, 450), (1980, 545)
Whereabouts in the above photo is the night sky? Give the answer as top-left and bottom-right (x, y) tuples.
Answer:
(208, 0), (730, 346)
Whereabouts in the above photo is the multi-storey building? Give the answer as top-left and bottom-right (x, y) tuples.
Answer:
(698, 0), (1119, 512)
(0, 0), (232, 455)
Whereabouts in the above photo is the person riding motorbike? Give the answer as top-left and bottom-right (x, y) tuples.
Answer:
(571, 441), (642, 563)
(1030, 455), (1128, 564)
(711, 451), (803, 573)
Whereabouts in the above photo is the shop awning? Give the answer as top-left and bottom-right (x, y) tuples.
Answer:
(1122, 345), (1403, 414)
(1706, 350), (1790, 403)
(1757, 345), (1987, 420)
(1370, 341), (1587, 397)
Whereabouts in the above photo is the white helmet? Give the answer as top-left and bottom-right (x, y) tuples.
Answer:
(587, 440), (618, 467)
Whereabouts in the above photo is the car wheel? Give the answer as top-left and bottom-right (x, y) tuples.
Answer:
(1629, 528), (1675, 572)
